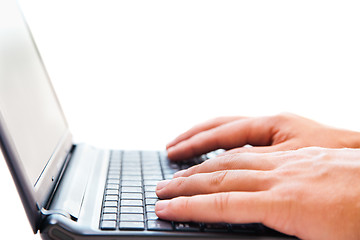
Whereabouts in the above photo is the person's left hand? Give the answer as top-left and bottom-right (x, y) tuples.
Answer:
(155, 147), (360, 240)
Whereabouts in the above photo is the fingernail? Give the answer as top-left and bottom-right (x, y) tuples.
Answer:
(156, 180), (171, 190)
(173, 169), (186, 178)
(167, 146), (175, 153)
(155, 200), (170, 212)
(166, 141), (175, 149)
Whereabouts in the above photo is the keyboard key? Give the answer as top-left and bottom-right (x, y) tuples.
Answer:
(144, 180), (159, 186)
(122, 181), (142, 187)
(121, 187), (142, 193)
(102, 213), (117, 221)
(123, 160), (141, 165)
(122, 176), (142, 181)
(141, 152), (159, 160)
(121, 193), (143, 200)
(107, 179), (120, 184)
(123, 157), (140, 163)
(105, 195), (118, 201)
(120, 214), (144, 222)
(203, 223), (229, 232)
(142, 170), (162, 175)
(106, 189), (119, 195)
(122, 166), (141, 171)
(230, 223), (260, 233)
(175, 222), (202, 232)
(122, 172), (141, 176)
(122, 170), (141, 176)
(147, 220), (173, 231)
(100, 220), (116, 230)
(142, 160), (160, 166)
(108, 174), (121, 179)
(110, 160), (121, 166)
(109, 168), (121, 173)
(119, 221), (145, 230)
(143, 175), (163, 180)
(145, 192), (158, 199)
(121, 199), (143, 206)
(110, 158), (121, 164)
(146, 205), (155, 212)
(109, 166), (121, 172)
(104, 201), (118, 207)
(103, 207), (117, 213)
(142, 167), (162, 172)
(145, 199), (158, 205)
(106, 184), (119, 190)
(146, 212), (158, 220)
(123, 151), (140, 156)
(120, 206), (143, 214)
(169, 162), (180, 169)
(122, 160), (140, 165)
(144, 186), (156, 192)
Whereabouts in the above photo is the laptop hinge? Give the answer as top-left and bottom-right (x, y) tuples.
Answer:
(44, 145), (75, 210)
(40, 208), (72, 220)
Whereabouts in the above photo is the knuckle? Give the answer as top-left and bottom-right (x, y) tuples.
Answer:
(210, 170), (229, 187)
(273, 167), (296, 179)
(173, 177), (187, 189)
(212, 116), (227, 124)
(175, 196), (190, 210)
(218, 155), (237, 169)
(269, 112), (298, 126)
(168, 197), (190, 216)
(260, 171), (276, 189)
(270, 113), (289, 124)
(214, 192), (231, 217)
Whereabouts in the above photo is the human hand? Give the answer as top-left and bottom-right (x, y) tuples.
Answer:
(156, 147), (360, 240)
(166, 113), (360, 161)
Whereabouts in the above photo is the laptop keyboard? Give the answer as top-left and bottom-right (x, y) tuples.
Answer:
(99, 150), (277, 234)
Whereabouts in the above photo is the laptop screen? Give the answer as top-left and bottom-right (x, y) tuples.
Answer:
(0, 4), (68, 186)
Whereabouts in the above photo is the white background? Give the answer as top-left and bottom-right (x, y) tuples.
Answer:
(1, 0), (360, 239)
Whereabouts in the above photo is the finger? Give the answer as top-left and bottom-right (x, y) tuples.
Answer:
(220, 144), (289, 156)
(173, 152), (278, 178)
(167, 116), (278, 161)
(156, 170), (272, 199)
(155, 191), (271, 224)
(166, 116), (244, 149)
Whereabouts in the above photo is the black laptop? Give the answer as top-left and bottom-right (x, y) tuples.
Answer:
(0, 0), (295, 239)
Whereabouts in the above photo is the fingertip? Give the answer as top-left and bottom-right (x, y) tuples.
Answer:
(155, 200), (172, 220)
(167, 146), (188, 161)
(156, 179), (171, 191)
(155, 200), (170, 212)
(166, 146), (176, 160)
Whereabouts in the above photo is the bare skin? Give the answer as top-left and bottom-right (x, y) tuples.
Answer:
(166, 113), (360, 160)
(156, 113), (360, 240)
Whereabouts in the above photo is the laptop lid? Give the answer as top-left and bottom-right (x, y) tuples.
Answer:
(0, 0), (73, 233)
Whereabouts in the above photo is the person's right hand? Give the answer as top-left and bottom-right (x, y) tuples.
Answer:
(156, 147), (360, 240)
(166, 113), (360, 161)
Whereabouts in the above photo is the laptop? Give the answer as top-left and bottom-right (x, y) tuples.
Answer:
(0, 1), (295, 239)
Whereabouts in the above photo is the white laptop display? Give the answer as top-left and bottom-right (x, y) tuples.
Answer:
(0, 0), (295, 239)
